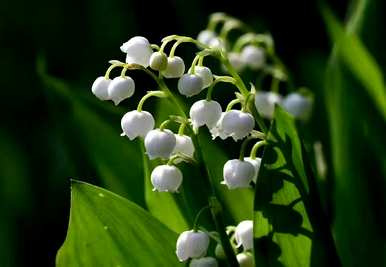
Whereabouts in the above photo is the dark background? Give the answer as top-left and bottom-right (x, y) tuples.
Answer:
(0, 0), (384, 266)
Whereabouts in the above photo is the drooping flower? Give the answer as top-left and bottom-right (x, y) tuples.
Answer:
(162, 56), (185, 78)
(120, 36), (153, 67)
(197, 30), (217, 46)
(178, 74), (204, 97)
(254, 91), (282, 119)
(190, 100), (222, 132)
(121, 110), (154, 140)
(151, 164), (183, 192)
(222, 159), (255, 189)
(91, 76), (111, 100)
(221, 110), (255, 141)
(176, 230), (210, 262)
(235, 220), (253, 250)
(144, 129), (176, 160)
(244, 157), (262, 183)
(240, 45), (265, 70)
(173, 135), (195, 159)
(282, 92), (312, 121)
(193, 66), (213, 89)
(107, 76), (135, 105)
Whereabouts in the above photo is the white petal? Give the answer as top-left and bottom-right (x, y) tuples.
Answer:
(254, 91), (283, 119)
(162, 56), (185, 78)
(178, 74), (204, 97)
(121, 110), (154, 140)
(144, 129), (176, 159)
(108, 76), (135, 105)
(91, 76), (111, 100)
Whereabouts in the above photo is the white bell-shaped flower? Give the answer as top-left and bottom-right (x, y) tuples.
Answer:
(189, 100), (222, 131)
(144, 129), (176, 160)
(254, 91), (283, 119)
(244, 157), (262, 183)
(197, 30), (217, 46)
(149, 51), (168, 71)
(178, 74), (204, 97)
(237, 253), (254, 267)
(208, 37), (226, 50)
(151, 164), (183, 192)
(107, 76), (135, 105)
(209, 112), (228, 140)
(120, 36), (153, 67)
(176, 230), (210, 262)
(193, 66), (213, 89)
(235, 220), (253, 250)
(228, 52), (245, 72)
(173, 135), (195, 158)
(221, 110), (255, 141)
(190, 257), (218, 267)
(282, 92), (312, 121)
(162, 56), (185, 78)
(91, 76), (111, 100)
(222, 159), (255, 189)
(121, 110), (154, 140)
(241, 45), (266, 70)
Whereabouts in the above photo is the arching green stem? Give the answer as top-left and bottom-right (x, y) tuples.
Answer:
(192, 206), (211, 231)
(137, 91), (167, 112)
(250, 140), (267, 159)
(206, 76), (237, 100)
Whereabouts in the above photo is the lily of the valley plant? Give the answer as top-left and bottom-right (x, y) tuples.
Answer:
(91, 12), (312, 266)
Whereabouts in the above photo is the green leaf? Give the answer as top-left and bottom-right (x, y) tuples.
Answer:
(253, 106), (339, 267)
(56, 180), (182, 267)
(38, 61), (145, 206)
(323, 2), (386, 266)
(322, 4), (386, 119)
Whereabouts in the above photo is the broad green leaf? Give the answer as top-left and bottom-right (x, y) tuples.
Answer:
(322, 4), (386, 119)
(323, 2), (386, 266)
(38, 62), (145, 206)
(56, 180), (182, 266)
(253, 106), (339, 267)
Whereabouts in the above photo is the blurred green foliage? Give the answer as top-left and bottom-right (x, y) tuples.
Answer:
(0, 0), (385, 266)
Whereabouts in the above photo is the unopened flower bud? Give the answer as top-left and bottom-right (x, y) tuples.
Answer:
(190, 100), (222, 131)
(121, 110), (154, 140)
(162, 56), (185, 78)
(237, 252), (254, 267)
(221, 110), (255, 141)
(178, 74), (204, 97)
(176, 230), (209, 261)
(244, 157), (262, 183)
(120, 36), (153, 67)
(108, 76), (135, 105)
(241, 45), (265, 70)
(235, 220), (253, 250)
(254, 91), (282, 119)
(222, 159), (255, 189)
(282, 92), (312, 121)
(144, 129), (176, 160)
(92, 76), (111, 100)
(149, 51), (168, 71)
(214, 244), (226, 260)
(190, 257), (218, 267)
(151, 164), (183, 192)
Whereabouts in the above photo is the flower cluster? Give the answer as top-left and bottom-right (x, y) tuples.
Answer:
(91, 12), (312, 266)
